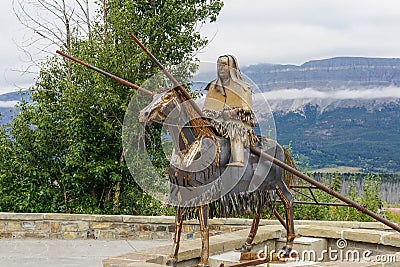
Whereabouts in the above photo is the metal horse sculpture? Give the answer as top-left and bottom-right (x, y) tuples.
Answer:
(139, 89), (296, 267)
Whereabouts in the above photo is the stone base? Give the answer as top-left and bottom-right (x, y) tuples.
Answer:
(276, 236), (328, 260)
(209, 250), (319, 267)
(103, 226), (283, 267)
(210, 236), (326, 267)
(103, 224), (400, 267)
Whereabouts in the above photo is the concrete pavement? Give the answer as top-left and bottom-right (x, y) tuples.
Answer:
(0, 239), (172, 267)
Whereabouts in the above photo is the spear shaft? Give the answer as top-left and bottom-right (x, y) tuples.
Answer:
(128, 33), (204, 117)
(56, 50), (153, 96)
(250, 146), (400, 233)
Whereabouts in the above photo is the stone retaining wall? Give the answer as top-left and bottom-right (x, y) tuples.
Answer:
(0, 213), (252, 240)
(0, 212), (397, 242)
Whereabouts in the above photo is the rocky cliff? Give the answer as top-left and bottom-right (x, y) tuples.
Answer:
(243, 57), (400, 91)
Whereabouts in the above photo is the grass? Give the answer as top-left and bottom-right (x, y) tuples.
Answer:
(384, 203), (400, 225)
(386, 211), (400, 225)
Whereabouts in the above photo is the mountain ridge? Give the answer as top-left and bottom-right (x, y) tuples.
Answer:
(0, 91), (29, 125)
(242, 56), (400, 91)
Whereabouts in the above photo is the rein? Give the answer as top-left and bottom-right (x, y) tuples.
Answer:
(147, 118), (212, 128)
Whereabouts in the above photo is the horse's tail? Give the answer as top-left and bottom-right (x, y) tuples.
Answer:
(282, 147), (297, 188)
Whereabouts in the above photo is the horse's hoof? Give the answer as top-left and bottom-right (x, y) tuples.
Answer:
(240, 244), (252, 252)
(279, 246), (293, 257)
(166, 258), (177, 266)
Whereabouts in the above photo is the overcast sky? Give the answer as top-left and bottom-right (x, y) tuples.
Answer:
(2, 0), (400, 95)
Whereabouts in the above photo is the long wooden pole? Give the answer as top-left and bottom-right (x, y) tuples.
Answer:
(250, 146), (400, 233)
(56, 50), (153, 96)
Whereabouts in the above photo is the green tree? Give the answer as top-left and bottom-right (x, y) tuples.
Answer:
(0, 0), (223, 214)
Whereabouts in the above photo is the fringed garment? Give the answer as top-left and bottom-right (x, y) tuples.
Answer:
(202, 108), (259, 147)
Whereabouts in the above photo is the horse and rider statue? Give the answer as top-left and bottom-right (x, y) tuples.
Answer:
(56, 33), (400, 267)
(138, 54), (296, 267)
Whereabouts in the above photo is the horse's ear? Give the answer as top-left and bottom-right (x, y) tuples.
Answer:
(204, 81), (215, 91)
(155, 87), (171, 94)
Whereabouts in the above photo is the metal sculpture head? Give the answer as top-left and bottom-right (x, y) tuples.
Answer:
(138, 89), (181, 125)
(215, 54), (251, 92)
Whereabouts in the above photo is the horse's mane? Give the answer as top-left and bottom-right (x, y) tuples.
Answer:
(174, 89), (215, 138)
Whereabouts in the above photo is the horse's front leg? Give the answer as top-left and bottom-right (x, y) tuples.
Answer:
(166, 207), (184, 266)
(276, 180), (295, 256)
(197, 205), (209, 267)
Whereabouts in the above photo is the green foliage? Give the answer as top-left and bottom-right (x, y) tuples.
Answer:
(386, 210), (400, 225)
(0, 0), (223, 214)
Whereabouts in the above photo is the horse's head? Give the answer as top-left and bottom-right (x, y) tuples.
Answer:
(138, 89), (182, 125)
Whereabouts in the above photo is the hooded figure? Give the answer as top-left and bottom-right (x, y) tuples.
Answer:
(203, 55), (258, 167)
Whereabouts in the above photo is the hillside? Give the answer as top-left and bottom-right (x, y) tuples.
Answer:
(269, 99), (400, 172)
(0, 91), (26, 125)
(243, 57), (400, 172)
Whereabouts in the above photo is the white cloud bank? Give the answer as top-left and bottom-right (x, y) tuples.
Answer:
(0, 101), (18, 108)
(256, 87), (400, 100)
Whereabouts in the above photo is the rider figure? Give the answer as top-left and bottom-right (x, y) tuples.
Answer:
(203, 55), (258, 167)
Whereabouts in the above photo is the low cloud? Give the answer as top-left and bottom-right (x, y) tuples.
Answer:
(0, 100), (18, 108)
(256, 87), (400, 100)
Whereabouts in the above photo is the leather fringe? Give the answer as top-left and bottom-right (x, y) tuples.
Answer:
(203, 109), (259, 146)
(179, 190), (276, 220)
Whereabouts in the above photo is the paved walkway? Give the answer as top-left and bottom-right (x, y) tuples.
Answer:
(0, 239), (172, 267)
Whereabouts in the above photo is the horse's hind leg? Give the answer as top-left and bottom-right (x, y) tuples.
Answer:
(276, 179), (295, 255)
(241, 204), (262, 252)
(166, 207), (184, 266)
(198, 205), (210, 267)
